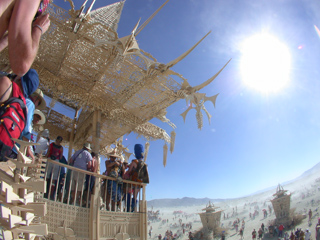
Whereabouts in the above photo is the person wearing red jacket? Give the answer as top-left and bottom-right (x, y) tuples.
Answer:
(278, 224), (284, 238)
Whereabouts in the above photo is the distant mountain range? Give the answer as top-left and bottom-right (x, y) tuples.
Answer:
(147, 197), (227, 208)
(147, 161), (320, 208)
(296, 161), (320, 179)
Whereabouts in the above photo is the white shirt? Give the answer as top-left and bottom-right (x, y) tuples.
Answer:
(35, 137), (49, 155)
(305, 231), (311, 240)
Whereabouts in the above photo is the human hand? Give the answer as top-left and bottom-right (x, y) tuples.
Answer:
(33, 14), (50, 34)
(30, 154), (35, 163)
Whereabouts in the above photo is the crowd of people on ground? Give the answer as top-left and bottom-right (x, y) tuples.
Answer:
(244, 218), (320, 240)
(147, 211), (195, 240)
(147, 199), (320, 240)
(215, 197), (320, 240)
(148, 210), (161, 222)
(231, 218), (245, 235)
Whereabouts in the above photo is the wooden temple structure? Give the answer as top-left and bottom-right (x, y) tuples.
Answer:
(199, 201), (223, 231)
(270, 184), (292, 226)
(0, 0), (230, 239)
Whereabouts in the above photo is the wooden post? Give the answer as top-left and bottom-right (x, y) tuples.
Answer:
(140, 185), (148, 240)
(90, 110), (101, 240)
(68, 108), (80, 160)
(92, 110), (101, 173)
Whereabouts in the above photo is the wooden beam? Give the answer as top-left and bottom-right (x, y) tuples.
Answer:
(68, 108), (80, 160)
(90, 109), (101, 240)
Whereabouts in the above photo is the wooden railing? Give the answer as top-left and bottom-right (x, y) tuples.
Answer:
(43, 159), (146, 213)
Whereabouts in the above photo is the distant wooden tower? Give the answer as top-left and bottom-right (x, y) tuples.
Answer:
(199, 201), (222, 230)
(271, 184), (291, 225)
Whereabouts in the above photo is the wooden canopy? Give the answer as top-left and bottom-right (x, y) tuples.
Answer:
(0, 0), (229, 157)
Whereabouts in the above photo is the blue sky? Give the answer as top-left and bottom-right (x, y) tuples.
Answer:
(53, 0), (320, 200)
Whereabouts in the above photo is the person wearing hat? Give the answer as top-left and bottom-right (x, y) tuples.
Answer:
(0, 0), (50, 76)
(33, 109), (46, 125)
(27, 92), (46, 158)
(104, 150), (124, 211)
(68, 142), (92, 205)
(34, 129), (49, 157)
(105, 150), (122, 178)
(19, 79), (47, 162)
(30, 88), (46, 110)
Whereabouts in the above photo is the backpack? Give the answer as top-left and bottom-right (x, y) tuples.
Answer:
(109, 164), (119, 178)
(0, 82), (27, 161)
(135, 159), (149, 184)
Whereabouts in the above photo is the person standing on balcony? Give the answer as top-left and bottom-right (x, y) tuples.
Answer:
(83, 151), (98, 205)
(45, 135), (63, 199)
(68, 142), (92, 205)
(105, 151), (123, 211)
(118, 156), (129, 208)
(29, 108), (46, 153)
(0, 0), (50, 76)
(34, 129), (50, 157)
(46, 136), (63, 160)
(125, 144), (149, 212)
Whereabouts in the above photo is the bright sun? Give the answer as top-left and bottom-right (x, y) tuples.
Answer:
(240, 33), (291, 93)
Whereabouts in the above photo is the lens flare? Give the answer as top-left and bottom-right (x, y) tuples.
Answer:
(240, 33), (291, 93)
(314, 25), (320, 38)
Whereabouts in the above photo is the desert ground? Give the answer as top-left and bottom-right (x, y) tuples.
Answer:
(147, 171), (320, 239)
